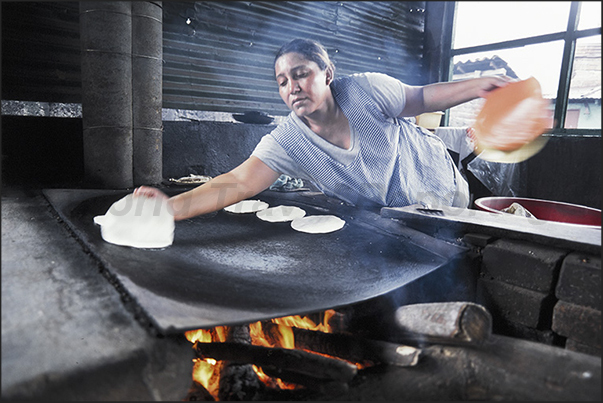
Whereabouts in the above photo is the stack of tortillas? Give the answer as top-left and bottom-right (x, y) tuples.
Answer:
(472, 76), (550, 163)
(224, 200), (345, 234)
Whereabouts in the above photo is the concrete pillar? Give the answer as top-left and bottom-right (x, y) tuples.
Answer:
(80, 1), (163, 188)
(80, 1), (133, 188)
(132, 1), (163, 186)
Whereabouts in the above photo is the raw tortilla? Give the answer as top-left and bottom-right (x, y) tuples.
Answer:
(93, 194), (175, 249)
(290, 215), (345, 234)
(256, 205), (306, 222)
(224, 199), (269, 214)
(473, 77), (549, 163)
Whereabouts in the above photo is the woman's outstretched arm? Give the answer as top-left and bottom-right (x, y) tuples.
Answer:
(135, 156), (281, 221)
(400, 75), (512, 117)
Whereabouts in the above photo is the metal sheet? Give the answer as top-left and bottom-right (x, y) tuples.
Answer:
(44, 188), (463, 335)
(2, 1), (427, 113)
(381, 204), (601, 254)
(162, 1), (427, 114)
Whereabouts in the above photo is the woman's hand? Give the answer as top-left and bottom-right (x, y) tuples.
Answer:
(475, 75), (513, 99)
(133, 186), (169, 201)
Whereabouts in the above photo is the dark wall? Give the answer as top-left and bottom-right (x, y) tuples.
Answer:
(525, 136), (601, 209)
(1, 116), (84, 187)
(0, 117), (269, 188)
(162, 120), (274, 179)
(1, 2), (81, 104)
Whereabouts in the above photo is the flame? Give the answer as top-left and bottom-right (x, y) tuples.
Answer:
(185, 327), (228, 399)
(272, 309), (335, 333)
(185, 310), (339, 398)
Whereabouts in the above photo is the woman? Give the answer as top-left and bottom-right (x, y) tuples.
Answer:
(135, 38), (509, 220)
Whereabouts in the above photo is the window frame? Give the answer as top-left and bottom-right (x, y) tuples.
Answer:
(441, 1), (601, 135)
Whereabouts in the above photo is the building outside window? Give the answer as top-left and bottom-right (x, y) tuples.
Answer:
(447, 1), (601, 133)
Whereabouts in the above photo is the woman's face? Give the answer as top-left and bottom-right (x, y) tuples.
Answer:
(275, 52), (332, 118)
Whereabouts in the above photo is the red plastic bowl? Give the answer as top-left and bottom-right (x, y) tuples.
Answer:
(474, 197), (601, 228)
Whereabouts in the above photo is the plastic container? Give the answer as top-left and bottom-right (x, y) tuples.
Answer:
(474, 196), (601, 228)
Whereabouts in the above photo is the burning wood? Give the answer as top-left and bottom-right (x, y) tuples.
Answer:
(260, 366), (350, 396)
(184, 308), (421, 399)
(394, 302), (492, 346)
(184, 380), (215, 401)
(192, 341), (358, 382)
(217, 326), (263, 401)
(261, 322), (421, 367)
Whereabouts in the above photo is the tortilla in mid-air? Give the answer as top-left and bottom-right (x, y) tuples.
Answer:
(472, 76), (550, 163)
(224, 199), (269, 214)
(290, 215), (345, 234)
(256, 205), (306, 222)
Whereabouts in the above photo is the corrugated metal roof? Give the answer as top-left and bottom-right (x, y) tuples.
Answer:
(1, 2), (82, 103)
(2, 1), (427, 114)
(162, 1), (427, 115)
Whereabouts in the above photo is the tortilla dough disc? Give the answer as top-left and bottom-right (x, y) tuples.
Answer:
(472, 77), (549, 163)
(256, 205), (306, 222)
(93, 194), (175, 249)
(290, 215), (345, 234)
(224, 199), (269, 214)
(476, 135), (549, 163)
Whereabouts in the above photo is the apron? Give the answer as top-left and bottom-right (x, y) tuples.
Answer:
(271, 76), (459, 208)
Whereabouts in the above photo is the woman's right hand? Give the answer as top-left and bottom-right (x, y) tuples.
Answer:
(133, 186), (169, 201)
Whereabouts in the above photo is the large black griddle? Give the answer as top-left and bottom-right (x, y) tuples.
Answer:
(43, 188), (466, 335)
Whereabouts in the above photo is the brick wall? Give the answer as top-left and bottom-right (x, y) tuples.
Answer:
(464, 235), (601, 357)
(553, 253), (602, 356)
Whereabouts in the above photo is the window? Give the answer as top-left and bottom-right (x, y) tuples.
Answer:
(447, 1), (601, 134)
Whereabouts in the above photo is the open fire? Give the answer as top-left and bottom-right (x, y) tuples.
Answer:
(178, 301), (601, 401)
(183, 309), (373, 400)
(181, 302), (496, 400)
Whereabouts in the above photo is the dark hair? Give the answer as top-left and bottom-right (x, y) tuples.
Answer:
(274, 38), (335, 74)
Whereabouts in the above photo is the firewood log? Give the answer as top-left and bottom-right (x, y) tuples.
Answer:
(193, 341), (357, 382)
(218, 325), (262, 401)
(394, 301), (492, 346)
(261, 322), (421, 367)
(261, 366), (349, 395)
(184, 380), (215, 401)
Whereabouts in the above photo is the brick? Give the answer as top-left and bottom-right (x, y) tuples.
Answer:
(481, 239), (567, 293)
(552, 301), (601, 348)
(477, 278), (551, 328)
(555, 252), (601, 309)
(494, 319), (560, 346)
(565, 338), (601, 358)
